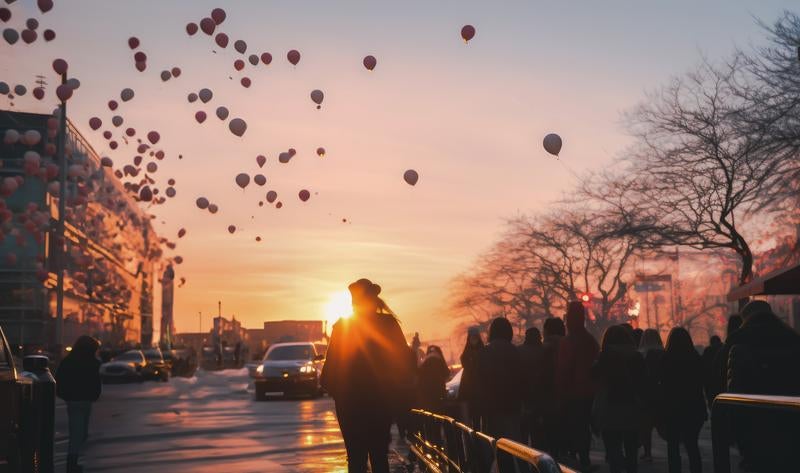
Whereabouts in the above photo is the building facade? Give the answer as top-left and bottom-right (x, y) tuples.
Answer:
(0, 110), (160, 353)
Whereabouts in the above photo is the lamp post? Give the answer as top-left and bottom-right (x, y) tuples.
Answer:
(54, 72), (68, 356)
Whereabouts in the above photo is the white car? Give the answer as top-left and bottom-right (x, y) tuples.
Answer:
(253, 342), (325, 400)
(100, 350), (146, 383)
(445, 368), (463, 400)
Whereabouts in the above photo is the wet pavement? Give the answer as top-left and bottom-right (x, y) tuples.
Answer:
(54, 368), (410, 472)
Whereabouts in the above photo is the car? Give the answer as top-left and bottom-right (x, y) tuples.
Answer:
(253, 342), (325, 400)
(141, 348), (170, 382)
(445, 367), (463, 400)
(99, 350), (146, 383)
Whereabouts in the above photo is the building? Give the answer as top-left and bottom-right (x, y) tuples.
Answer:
(246, 320), (326, 358)
(0, 110), (160, 353)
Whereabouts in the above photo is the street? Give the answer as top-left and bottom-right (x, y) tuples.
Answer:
(53, 369), (408, 473)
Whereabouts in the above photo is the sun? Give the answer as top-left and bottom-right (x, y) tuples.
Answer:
(323, 290), (353, 328)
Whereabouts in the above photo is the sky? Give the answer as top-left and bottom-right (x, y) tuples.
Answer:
(2, 0), (797, 345)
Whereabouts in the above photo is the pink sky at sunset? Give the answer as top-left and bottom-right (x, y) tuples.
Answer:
(2, 0), (795, 345)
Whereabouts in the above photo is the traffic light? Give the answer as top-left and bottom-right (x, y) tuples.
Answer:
(577, 292), (593, 307)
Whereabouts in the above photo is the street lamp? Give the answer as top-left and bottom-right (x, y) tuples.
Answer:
(53, 70), (68, 356)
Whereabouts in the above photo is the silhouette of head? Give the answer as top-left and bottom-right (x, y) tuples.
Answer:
(727, 314), (743, 336)
(466, 327), (483, 347)
(543, 317), (565, 337)
(426, 345), (444, 359)
(524, 327), (542, 346)
(709, 335), (722, 347)
(739, 300), (773, 322)
(601, 325), (634, 351)
(639, 328), (663, 351)
(665, 327), (696, 357)
(348, 278), (381, 316)
(565, 301), (586, 334)
(488, 317), (513, 342)
(71, 335), (100, 358)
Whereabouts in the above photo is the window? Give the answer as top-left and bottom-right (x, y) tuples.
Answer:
(265, 345), (314, 361)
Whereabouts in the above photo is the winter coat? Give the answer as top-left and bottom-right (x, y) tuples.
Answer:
(417, 354), (450, 411)
(557, 327), (599, 400)
(657, 350), (707, 437)
(55, 354), (101, 402)
(477, 339), (523, 416)
(458, 345), (483, 405)
(591, 345), (646, 431)
(517, 342), (545, 407)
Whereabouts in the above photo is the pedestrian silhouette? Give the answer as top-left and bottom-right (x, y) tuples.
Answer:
(458, 327), (484, 429)
(320, 279), (414, 473)
(701, 335), (722, 410)
(416, 345), (450, 413)
(657, 327), (706, 473)
(55, 335), (101, 473)
(638, 328), (664, 462)
(518, 327), (545, 448)
(541, 317), (566, 458)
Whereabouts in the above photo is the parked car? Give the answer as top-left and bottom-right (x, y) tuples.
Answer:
(99, 350), (146, 383)
(142, 348), (170, 382)
(254, 342), (325, 400)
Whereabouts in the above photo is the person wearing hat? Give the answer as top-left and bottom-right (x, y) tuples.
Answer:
(320, 279), (414, 473)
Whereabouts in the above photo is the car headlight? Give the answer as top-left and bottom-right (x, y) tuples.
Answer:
(299, 364), (316, 374)
(256, 365), (264, 374)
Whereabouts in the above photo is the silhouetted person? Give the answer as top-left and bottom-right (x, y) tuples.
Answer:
(234, 341), (242, 367)
(557, 302), (599, 471)
(458, 327), (484, 428)
(321, 279), (415, 473)
(477, 317), (523, 471)
(638, 328), (664, 462)
(592, 325), (645, 473)
(518, 327), (545, 448)
(721, 301), (800, 471)
(541, 317), (565, 458)
(632, 328), (644, 348)
(417, 345), (450, 413)
(701, 335), (722, 409)
(55, 335), (101, 473)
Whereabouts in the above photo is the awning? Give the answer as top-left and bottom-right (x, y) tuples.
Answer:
(727, 263), (800, 301)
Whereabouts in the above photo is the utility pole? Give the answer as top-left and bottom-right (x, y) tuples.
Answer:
(54, 72), (67, 356)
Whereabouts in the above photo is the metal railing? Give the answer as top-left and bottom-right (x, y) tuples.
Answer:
(406, 409), (577, 473)
(711, 393), (800, 473)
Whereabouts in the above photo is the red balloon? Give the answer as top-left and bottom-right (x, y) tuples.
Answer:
(103, 131), (112, 140)
(215, 32), (228, 48)
(211, 8), (226, 24)
(461, 25), (476, 42)
(195, 111), (207, 123)
(234, 39), (247, 54)
(186, 22), (198, 36)
(100, 157), (113, 167)
(260, 52), (272, 65)
(33, 87), (44, 100)
(89, 117), (102, 130)
(26, 18), (38, 30)
(0, 8), (10, 22)
(37, 0), (53, 14)
(178, 228), (186, 238)
(227, 225), (236, 234)
(52, 58), (68, 75)
(266, 190), (277, 203)
(43, 29), (55, 41)
(298, 189), (310, 202)
(363, 55), (377, 71)
(287, 49), (300, 65)
(128, 36), (139, 49)
(135, 61), (147, 72)
(253, 174), (266, 186)
(171, 67), (181, 77)
(233, 59), (244, 71)
(134, 51), (146, 62)
(256, 155), (266, 168)
(108, 100), (118, 110)
(199, 17), (215, 35)
(109, 141), (118, 150)
(240, 77), (251, 88)
(55, 84), (72, 101)
(275, 201), (283, 209)
(147, 131), (160, 145)
(21, 29), (37, 44)
(248, 54), (259, 66)
(125, 127), (135, 137)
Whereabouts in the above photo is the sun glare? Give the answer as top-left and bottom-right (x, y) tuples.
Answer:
(324, 290), (353, 327)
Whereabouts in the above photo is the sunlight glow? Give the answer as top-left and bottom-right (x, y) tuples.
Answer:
(324, 290), (353, 328)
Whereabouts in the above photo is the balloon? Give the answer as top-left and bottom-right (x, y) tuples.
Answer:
(208, 204), (218, 214)
(235, 173), (250, 189)
(21, 29), (36, 44)
(26, 19), (39, 30)
(316, 147), (325, 157)
(155, 150), (164, 160)
(363, 55), (377, 71)
(13, 84), (25, 95)
(103, 131), (112, 140)
(215, 106), (229, 120)
(234, 39), (247, 54)
(228, 118), (247, 137)
(287, 49), (300, 65)
(109, 141), (118, 150)
(278, 152), (291, 164)
(65, 78), (80, 90)
(240, 77), (251, 88)
(3, 28), (18, 45)
(233, 59), (244, 71)
(146, 162), (157, 173)
(111, 116), (123, 127)
(37, 0), (53, 13)
(108, 100), (118, 110)
(55, 84), (72, 101)
(403, 169), (419, 186)
(52, 58), (68, 75)
(255, 236), (261, 242)
(4, 129), (19, 145)
(298, 189), (310, 202)
(135, 61), (147, 72)
(215, 32), (228, 48)
(253, 174), (266, 186)
(120, 88), (134, 101)
(171, 67), (181, 77)
(227, 225), (236, 234)
(199, 17), (215, 35)
(128, 37), (139, 49)
(542, 133), (562, 156)
(266, 190), (277, 203)
(24, 130), (41, 145)
(173, 256), (183, 264)
(195, 111), (207, 123)
(147, 131), (160, 144)
(211, 8), (226, 24)
(187, 92), (198, 103)
(199, 88), (213, 103)
(139, 186), (153, 202)
(288, 148), (296, 157)
(134, 51), (147, 62)
(275, 202), (283, 209)
(178, 228), (186, 238)
(100, 157), (113, 167)
(43, 29), (54, 41)
(256, 155), (266, 168)
(248, 54), (259, 66)
(261, 52), (272, 65)
(196, 197), (209, 209)
(160, 70), (171, 82)
(461, 25), (476, 43)
(0, 8), (9, 22)
(310, 89), (324, 109)
(33, 87), (44, 100)
(186, 22), (198, 36)
(166, 187), (176, 197)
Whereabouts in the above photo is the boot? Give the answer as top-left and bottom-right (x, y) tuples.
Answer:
(66, 454), (84, 473)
